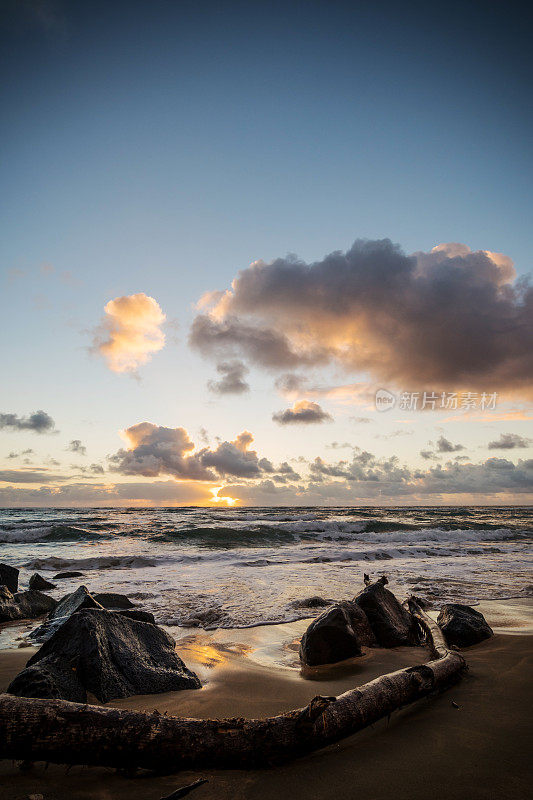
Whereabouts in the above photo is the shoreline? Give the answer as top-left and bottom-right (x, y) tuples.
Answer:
(0, 598), (532, 799)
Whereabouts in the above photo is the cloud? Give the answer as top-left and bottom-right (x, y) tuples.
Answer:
(0, 410), (56, 433)
(109, 423), (214, 481)
(208, 361), (250, 394)
(93, 293), (166, 374)
(6, 449), (34, 459)
(272, 400), (333, 425)
(89, 463), (105, 474)
(0, 481), (214, 507)
(0, 469), (66, 484)
(109, 423), (292, 482)
(191, 239), (533, 396)
(420, 449), (439, 460)
(436, 435), (464, 453)
(67, 439), (87, 456)
(488, 433), (532, 450)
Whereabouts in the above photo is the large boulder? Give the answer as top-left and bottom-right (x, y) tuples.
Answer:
(354, 579), (420, 647)
(8, 608), (201, 702)
(30, 585), (103, 642)
(93, 592), (135, 609)
(299, 601), (376, 666)
(0, 587), (57, 623)
(28, 573), (56, 591)
(14, 590), (57, 618)
(0, 563), (19, 593)
(437, 604), (493, 647)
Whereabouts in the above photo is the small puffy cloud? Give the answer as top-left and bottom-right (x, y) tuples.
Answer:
(0, 410), (56, 433)
(191, 239), (533, 397)
(90, 463), (105, 474)
(273, 400), (333, 425)
(436, 436), (464, 453)
(67, 439), (87, 456)
(6, 449), (34, 459)
(208, 360), (250, 395)
(488, 433), (532, 450)
(93, 293), (166, 374)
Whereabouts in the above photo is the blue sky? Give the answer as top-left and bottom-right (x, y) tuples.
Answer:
(1, 1), (532, 505)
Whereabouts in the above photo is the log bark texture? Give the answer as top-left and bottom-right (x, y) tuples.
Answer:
(0, 601), (466, 771)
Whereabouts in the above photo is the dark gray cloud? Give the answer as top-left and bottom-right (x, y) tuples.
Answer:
(436, 436), (464, 453)
(191, 240), (533, 395)
(207, 360), (250, 395)
(420, 449), (439, 461)
(190, 315), (325, 369)
(273, 401), (333, 425)
(488, 433), (532, 450)
(0, 410), (56, 433)
(67, 439), (87, 456)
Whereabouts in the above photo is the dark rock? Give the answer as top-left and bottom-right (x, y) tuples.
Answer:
(28, 573), (56, 591)
(405, 595), (432, 610)
(119, 609), (156, 624)
(53, 571), (84, 579)
(354, 579), (420, 647)
(0, 585), (13, 600)
(14, 590), (57, 618)
(0, 586), (22, 622)
(299, 601), (376, 666)
(30, 585), (103, 642)
(0, 563), (19, 593)
(183, 608), (227, 628)
(49, 585), (103, 619)
(8, 608), (201, 702)
(291, 596), (330, 609)
(437, 604), (493, 647)
(0, 588), (57, 623)
(93, 592), (135, 609)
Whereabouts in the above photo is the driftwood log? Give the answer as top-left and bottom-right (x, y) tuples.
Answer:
(0, 600), (465, 771)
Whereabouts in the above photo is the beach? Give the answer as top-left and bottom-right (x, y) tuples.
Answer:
(1, 599), (532, 800)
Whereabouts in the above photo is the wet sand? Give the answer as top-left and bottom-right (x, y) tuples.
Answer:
(0, 601), (532, 800)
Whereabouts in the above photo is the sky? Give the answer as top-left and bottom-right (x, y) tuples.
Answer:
(1, 0), (532, 506)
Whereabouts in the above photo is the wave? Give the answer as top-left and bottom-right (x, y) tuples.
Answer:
(0, 524), (108, 543)
(24, 554), (160, 571)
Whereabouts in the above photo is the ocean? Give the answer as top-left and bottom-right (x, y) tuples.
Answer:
(1, 506), (532, 641)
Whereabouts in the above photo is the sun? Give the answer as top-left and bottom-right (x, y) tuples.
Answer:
(209, 486), (238, 506)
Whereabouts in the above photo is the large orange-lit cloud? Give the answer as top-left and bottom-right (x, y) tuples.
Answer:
(190, 240), (533, 396)
(94, 293), (166, 373)
(109, 423), (297, 481)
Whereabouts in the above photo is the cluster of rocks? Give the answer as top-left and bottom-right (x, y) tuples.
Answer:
(0, 564), (59, 623)
(299, 576), (493, 666)
(0, 562), (201, 703)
